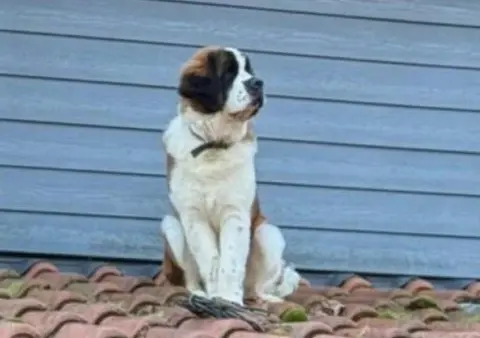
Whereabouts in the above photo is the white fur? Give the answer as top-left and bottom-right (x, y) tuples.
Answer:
(161, 215), (302, 302)
(223, 47), (256, 114)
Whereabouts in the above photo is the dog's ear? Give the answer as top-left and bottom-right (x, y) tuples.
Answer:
(178, 74), (222, 113)
(178, 52), (224, 114)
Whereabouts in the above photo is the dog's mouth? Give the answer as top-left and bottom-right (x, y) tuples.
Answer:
(247, 94), (263, 118)
(252, 94), (263, 109)
(228, 93), (263, 121)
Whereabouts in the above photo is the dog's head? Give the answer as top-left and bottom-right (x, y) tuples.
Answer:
(178, 46), (264, 118)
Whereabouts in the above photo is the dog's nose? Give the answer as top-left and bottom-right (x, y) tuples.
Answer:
(243, 77), (264, 94)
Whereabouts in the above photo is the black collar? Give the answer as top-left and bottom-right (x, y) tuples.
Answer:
(190, 140), (231, 158)
(188, 123), (232, 158)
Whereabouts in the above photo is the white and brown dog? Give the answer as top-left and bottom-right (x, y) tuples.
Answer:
(160, 46), (304, 305)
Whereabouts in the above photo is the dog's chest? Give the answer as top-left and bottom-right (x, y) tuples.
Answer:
(169, 143), (257, 217)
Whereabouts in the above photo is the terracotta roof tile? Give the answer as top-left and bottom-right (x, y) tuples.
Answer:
(465, 282), (480, 297)
(339, 275), (373, 293)
(0, 321), (42, 338)
(402, 279), (435, 294)
(0, 262), (478, 338)
(27, 289), (88, 310)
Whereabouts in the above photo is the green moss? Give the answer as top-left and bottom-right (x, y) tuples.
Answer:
(279, 307), (308, 322)
(405, 296), (441, 311)
(376, 308), (397, 319)
(5, 281), (25, 298)
(0, 278), (19, 288)
(0, 290), (10, 299)
(376, 308), (409, 320)
(0, 279), (26, 298)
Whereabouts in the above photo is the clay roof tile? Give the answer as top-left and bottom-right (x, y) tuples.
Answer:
(0, 262), (478, 338)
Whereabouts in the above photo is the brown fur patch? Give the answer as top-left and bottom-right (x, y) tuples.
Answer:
(161, 234), (185, 286)
(250, 194), (266, 234)
(179, 46), (222, 78)
(178, 45), (231, 114)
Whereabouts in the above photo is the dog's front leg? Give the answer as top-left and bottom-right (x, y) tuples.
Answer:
(161, 215), (206, 296)
(180, 212), (220, 297)
(216, 210), (251, 305)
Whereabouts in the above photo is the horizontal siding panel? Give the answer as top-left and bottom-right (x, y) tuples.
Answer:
(3, 77), (480, 154)
(2, 33), (480, 110)
(0, 77), (167, 130)
(179, 0), (480, 27)
(0, 212), (162, 260)
(284, 227), (480, 278)
(2, 0), (480, 68)
(2, 121), (480, 196)
(1, 210), (479, 278)
(0, 167), (479, 238)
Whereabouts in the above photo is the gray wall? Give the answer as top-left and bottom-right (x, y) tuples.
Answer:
(1, 0), (479, 279)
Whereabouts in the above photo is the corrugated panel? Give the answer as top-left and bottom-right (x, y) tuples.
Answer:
(0, 0), (479, 279)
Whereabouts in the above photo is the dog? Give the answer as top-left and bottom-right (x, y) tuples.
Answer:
(161, 46), (303, 305)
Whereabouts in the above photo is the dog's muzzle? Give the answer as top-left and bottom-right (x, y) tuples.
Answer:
(243, 77), (264, 108)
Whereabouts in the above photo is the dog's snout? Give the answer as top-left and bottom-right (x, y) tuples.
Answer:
(251, 78), (264, 90)
(244, 77), (264, 94)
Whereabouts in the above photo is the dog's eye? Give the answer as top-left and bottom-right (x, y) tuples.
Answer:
(226, 62), (237, 75)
